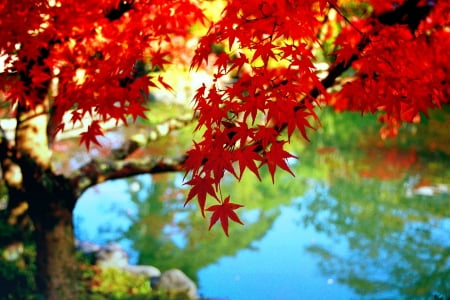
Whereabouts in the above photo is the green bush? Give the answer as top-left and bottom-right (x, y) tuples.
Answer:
(78, 264), (197, 299)
(80, 265), (152, 299)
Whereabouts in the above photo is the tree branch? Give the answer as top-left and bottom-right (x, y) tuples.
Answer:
(108, 113), (194, 160)
(69, 112), (195, 196)
(70, 155), (186, 198)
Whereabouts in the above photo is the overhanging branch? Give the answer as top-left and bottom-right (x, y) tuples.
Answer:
(70, 155), (186, 198)
(69, 111), (195, 196)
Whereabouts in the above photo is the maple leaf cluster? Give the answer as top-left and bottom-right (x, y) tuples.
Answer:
(330, 0), (450, 138)
(184, 0), (333, 234)
(184, 0), (449, 234)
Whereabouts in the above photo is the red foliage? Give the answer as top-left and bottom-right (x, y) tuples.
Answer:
(0, 0), (205, 147)
(1, 0), (448, 235)
(206, 196), (244, 237)
(330, 1), (450, 138)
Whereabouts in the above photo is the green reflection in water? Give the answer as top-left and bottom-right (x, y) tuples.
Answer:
(295, 107), (450, 297)
(301, 173), (449, 297)
(123, 106), (450, 297)
(123, 155), (312, 281)
(124, 173), (283, 281)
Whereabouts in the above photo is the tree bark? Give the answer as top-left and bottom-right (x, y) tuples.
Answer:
(31, 203), (78, 300)
(12, 102), (80, 299)
(18, 155), (80, 299)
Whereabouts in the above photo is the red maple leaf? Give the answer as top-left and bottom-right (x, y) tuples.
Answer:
(206, 196), (244, 236)
(79, 120), (104, 149)
(265, 141), (297, 183)
(157, 75), (174, 93)
(251, 41), (278, 65)
(184, 175), (218, 217)
(150, 50), (171, 70)
(235, 145), (263, 181)
(127, 101), (148, 122)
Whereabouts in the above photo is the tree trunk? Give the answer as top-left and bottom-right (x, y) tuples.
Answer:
(31, 203), (79, 300)
(18, 159), (80, 299)
(12, 102), (80, 299)
(19, 158), (80, 299)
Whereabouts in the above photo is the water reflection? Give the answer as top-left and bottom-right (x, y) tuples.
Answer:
(123, 172), (285, 282)
(301, 179), (450, 298)
(74, 108), (450, 299)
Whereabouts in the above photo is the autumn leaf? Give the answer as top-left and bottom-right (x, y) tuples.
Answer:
(206, 196), (244, 236)
(157, 75), (174, 93)
(235, 145), (263, 181)
(265, 141), (297, 183)
(150, 50), (171, 70)
(184, 175), (218, 217)
(30, 65), (52, 88)
(251, 41), (278, 65)
(79, 120), (104, 149)
(127, 101), (148, 122)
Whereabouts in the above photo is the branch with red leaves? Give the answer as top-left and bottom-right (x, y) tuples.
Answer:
(183, 0), (447, 235)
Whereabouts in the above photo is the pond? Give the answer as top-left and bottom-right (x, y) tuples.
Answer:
(74, 108), (450, 299)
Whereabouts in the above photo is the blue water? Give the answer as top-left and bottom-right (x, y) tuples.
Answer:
(74, 178), (139, 263)
(74, 179), (358, 299)
(197, 206), (357, 300)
